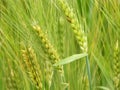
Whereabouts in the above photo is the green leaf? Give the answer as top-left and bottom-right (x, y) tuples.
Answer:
(92, 53), (114, 90)
(96, 86), (110, 90)
(53, 53), (88, 66)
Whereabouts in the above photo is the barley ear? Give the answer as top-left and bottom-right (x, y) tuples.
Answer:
(32, 25), (64, 72)
(21, 46), (42, 90)
(32, 25), (60, 63)
(58, 0), (88, 53)
(113, 40), (120, 90)
(32, 25), (67, 87)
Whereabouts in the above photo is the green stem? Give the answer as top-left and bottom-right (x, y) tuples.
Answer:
(86, 55), (92, 90)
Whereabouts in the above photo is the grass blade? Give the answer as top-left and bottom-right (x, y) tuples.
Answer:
(96, 86), (110, 90)
(53, 53), (88, 66)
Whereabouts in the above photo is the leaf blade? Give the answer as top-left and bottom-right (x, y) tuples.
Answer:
(53, 53), (88, 66)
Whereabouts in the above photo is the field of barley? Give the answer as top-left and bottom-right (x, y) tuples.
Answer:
(0, 0), (120, 90)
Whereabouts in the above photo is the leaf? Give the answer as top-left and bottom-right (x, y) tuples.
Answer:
(53, 53), (88, 66)
(96, 86), (110, 90)
(92, 53), (114, 90)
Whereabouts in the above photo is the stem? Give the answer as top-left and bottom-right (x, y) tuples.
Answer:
(86, 55), (92, 90)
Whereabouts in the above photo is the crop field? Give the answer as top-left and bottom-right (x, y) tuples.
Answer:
(0, 0), (120, 90)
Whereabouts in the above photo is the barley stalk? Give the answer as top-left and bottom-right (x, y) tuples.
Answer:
(58, 0), (88, 53)
(32, 25), (60, 64)
(32, 25), (60, 77)
(32, 25), (67, 88)
(21, 46), (42, 90)
(57, 0), (92, 89)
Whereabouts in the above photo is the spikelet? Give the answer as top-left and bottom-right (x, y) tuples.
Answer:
(21, 46), (42, 90)
(113, 40), (120, 90)
(58, 0), (88, 53)
(32, 25), (64, 72)
(32, 25), (66, 87)
(32, 25), (60, 64)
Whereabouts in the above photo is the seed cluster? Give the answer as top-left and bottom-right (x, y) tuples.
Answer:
(22, 46), (42, 90)
(32, 25), (66, 88)
(58, 0), (88, 53)
(33, 25), (60, 64)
